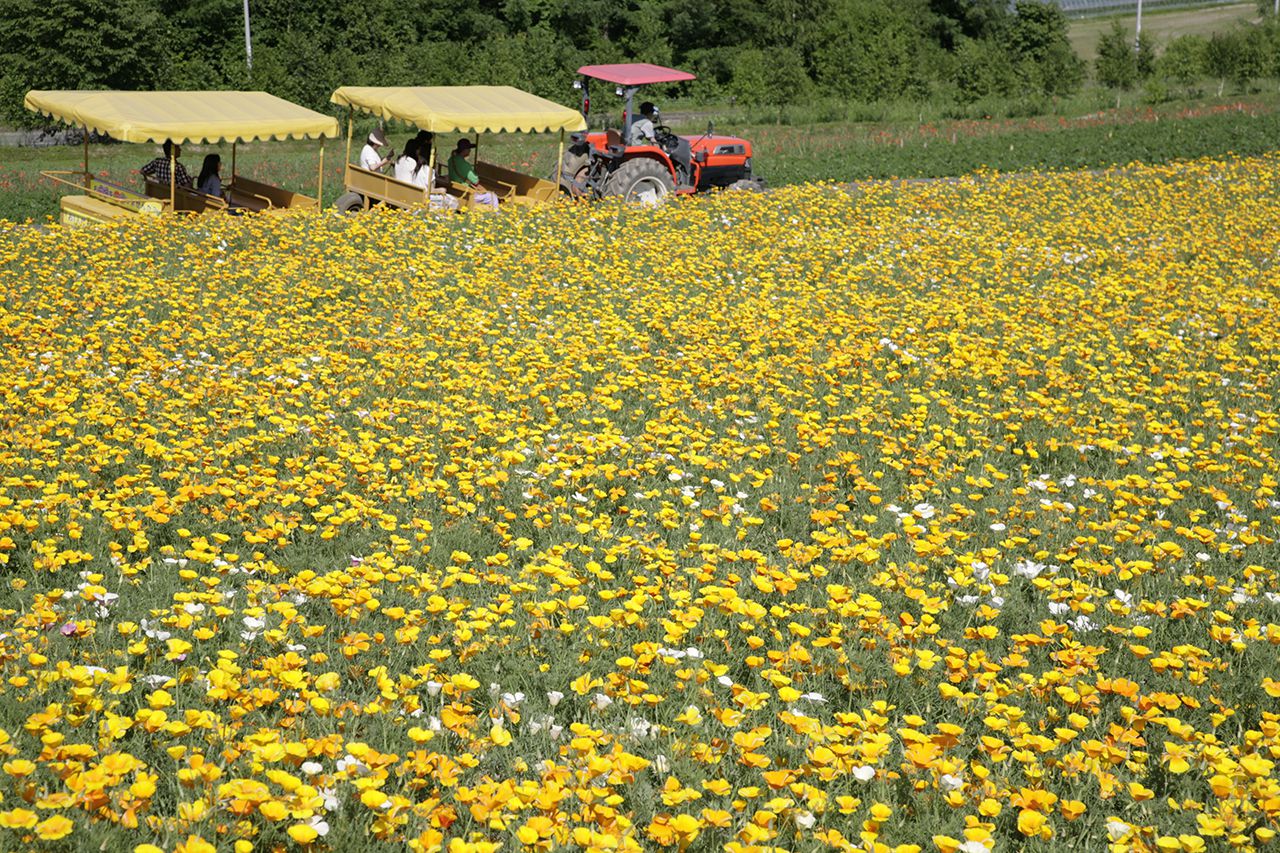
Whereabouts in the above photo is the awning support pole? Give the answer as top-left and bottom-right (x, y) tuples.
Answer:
(232, 142), (238, 184)
(556, 130), (564, 194)
(317, 140), (325, 206)
(345, 108), (353, 166)
(427, 145), (436, 203)
(169, 149), (176, 210)
(82, 135), (88, 183)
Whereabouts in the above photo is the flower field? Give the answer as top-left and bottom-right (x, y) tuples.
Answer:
(0, 156), (1278, 853)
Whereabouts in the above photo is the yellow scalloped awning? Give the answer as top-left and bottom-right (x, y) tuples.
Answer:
(23, 90), (340, 144)
(330, 86), (586, 134)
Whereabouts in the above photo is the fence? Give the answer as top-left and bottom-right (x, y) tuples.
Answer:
(1050, 0), (1253, 16)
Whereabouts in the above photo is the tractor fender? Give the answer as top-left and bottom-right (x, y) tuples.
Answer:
(615, 148), (678, 184)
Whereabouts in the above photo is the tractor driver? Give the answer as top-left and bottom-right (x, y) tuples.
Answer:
(628, 102), (659, 146)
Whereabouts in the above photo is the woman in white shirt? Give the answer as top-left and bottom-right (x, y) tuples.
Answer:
(393, 139), (419, 184)
(360, 127), (390, 172)
(409, 144), (458, 210)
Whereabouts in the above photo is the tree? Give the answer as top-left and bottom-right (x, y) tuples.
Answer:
(1157, 34), (1207, 88)
(1204, 32), (1236, 95)
(813, 0), (928, 101)
(950, 36), (1016, 101)
(730, 46), (810, 107)
(0, 0), (170, 125)
(1007, 1), (1084, 97)
(1095, 20), (1137, 91)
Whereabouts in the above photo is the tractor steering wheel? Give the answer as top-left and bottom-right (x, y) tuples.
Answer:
(653, 125), (679, 151)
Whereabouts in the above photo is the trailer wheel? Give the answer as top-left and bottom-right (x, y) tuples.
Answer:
(334, 192), (365, 213)
(604, 158), (673, 204)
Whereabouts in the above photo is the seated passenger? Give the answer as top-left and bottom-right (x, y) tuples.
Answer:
(447, 139), (498, 209)
(197, 153), (224, 198)
(360, 127), (391, 173)
(140, 140), (193, 189)
(393, 139), (419, 184)
(411, 144), (459, 211)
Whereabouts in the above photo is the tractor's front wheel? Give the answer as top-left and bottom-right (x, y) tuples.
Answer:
(604, 158), (673, 204)
(334, 192), (364, 213)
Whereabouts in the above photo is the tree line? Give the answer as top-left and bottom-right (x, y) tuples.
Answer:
(1, 0), (1278, 128)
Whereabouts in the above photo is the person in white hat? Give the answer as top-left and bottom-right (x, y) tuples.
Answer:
(360, 127), (391, 173)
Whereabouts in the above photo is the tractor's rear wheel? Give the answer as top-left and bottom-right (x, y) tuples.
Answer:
(604, 158), (673, 204)
(334, 191), (364, 213)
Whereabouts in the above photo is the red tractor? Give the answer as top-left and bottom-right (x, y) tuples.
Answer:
(559, 63), (764, 202)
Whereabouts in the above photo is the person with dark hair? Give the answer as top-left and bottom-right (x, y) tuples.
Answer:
(197, 153), (223, 198)
(394, 138), (419, 184)
(628, 102), (659, 146)
(410, 140), (459, 211)
(140, 139), (193, 188)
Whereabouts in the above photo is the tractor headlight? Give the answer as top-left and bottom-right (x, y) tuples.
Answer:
(744, 157), (752, 173)
(572, 80), (582, 90)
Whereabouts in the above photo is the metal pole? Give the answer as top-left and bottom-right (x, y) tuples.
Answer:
(556, 129), (564, 193)
(82, 135), (88, 184)
(169, 148), (176, 210)
(427, 145), (436, 202)
(243, 0), (253, 71)
(317, 141), (325, 206)
(345, 109), (353, 167)
(1134, 0), (1143, 51)
(232, 142), (237, 184)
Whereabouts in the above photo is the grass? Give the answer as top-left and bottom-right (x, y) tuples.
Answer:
(1067, 2), (1258, 61)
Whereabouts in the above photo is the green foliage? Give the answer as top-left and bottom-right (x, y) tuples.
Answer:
(945, 1), (1082, 105)
(1007, 1), (1084, 97)
(813, 0), (928, 101)
(730, 47), (811, 107)
(0, 0), (172, 126)
(1096, 20), (1138, 91)
(1200, 25), (1280, 94)
(950, 37), (1019, 101)
(1136, 30), (1156, 80)
(1157, 35), (1207, 87)
(0, 0), (1104, 123)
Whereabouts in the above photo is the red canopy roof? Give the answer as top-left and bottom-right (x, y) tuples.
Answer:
(577, 64), (697, 86)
